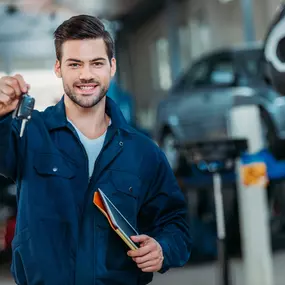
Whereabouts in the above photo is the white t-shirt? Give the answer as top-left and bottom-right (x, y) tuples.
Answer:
(68, 120), (109, 178)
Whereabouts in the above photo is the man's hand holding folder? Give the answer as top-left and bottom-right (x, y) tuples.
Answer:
(94, 189), (164, 272)
(128, 235), (164, 273)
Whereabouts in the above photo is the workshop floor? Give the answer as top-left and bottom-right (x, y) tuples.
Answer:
(1, 252), (285, 285)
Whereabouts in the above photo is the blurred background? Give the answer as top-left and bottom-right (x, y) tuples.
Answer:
(1, 0), (285, 284)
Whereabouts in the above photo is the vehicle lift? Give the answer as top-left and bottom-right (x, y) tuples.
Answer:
(177, 139), (247, 285)
(175, 104), (281, 285)
(175, 4), (285, 285)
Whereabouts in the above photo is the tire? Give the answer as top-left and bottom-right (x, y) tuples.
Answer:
(260, 108), (285, 159)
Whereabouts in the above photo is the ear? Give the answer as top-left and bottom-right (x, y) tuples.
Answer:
(54, 60), (62, 78)
(110, 58), (117, 78)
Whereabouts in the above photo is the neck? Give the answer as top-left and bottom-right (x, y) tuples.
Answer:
(64, 95), (109, 139)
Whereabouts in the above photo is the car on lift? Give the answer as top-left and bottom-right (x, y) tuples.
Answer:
(154, 42), (285, 171)
(154, 42), (285, 258)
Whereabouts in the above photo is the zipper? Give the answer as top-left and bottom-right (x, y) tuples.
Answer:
(68, 124), (89, 182)
(78, 127), (118, 230)
(70, 123), (120, 283)
(68, 122), (118, 236)
(67, 123), (90, 217)
(84, 128), (118, 205)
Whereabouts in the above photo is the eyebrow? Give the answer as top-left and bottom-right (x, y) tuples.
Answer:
(65, 58), (107, 63)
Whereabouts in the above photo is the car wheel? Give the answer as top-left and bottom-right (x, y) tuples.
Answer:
(260, 109), (285, 159)
(260, 110), (276, 152)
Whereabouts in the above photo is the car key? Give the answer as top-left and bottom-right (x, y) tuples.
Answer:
(13, 94), (35, 137)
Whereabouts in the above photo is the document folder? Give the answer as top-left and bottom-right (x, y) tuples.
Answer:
(93, 188), (139, 250)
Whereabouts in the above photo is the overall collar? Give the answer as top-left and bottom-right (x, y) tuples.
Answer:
(44, 95), (134, 134)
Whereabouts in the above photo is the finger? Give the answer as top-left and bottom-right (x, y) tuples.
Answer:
(4, 77), (22, 97)
(127, 244), (152, 258)
(13, 74), (28, 93)
(141, 265), (161, 273)
(137, 258), (160, 269)
(5, 98), (19, 113)
(0, 98), (19, 115)
(9, 98), (19, 110)
(0, 92), (14, 105)
(133, 251), (158, 264)
(128, 238), (157, 258)
(131, 235), (151, 244)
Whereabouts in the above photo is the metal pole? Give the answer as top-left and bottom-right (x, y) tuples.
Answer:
(213, 173), (226, 240)
(166, 0), (181, 81)
(229, 105), (273, 285)
(213, 172), (230, 285)
(240, 0), (256, 42)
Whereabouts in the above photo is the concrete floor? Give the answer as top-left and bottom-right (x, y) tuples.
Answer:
(1, 252), (285, 285)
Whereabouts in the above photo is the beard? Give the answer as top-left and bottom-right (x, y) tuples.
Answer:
(63, 79), (109, 109)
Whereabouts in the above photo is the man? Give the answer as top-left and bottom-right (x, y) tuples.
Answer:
(0, 15), (191, 285)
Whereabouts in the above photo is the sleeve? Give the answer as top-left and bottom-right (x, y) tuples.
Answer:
(0, 113), (21, 181)
(137, 149), (192, 273)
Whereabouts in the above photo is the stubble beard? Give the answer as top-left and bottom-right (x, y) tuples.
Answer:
(63, 82), (108, 109)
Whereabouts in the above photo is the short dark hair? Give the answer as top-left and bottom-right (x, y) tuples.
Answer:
(53, 15), (114, 62)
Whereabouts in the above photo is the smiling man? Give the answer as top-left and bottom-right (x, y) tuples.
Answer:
(0, 15), (191, 285)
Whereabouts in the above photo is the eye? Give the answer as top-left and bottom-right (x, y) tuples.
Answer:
(93, 62), (104, 67)
(69, 63), (80, 68)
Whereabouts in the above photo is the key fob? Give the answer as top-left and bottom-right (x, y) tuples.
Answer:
(13, 94), (35, 120)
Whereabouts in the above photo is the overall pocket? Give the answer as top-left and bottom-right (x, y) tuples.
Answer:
(33, 153), (75, 179)
(109, 170), (141, 226)
(32, 152), (77, 220)
(11, 228), (42, 285)
(95, 171), (140, 231)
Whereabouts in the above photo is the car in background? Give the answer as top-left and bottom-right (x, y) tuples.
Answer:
(154, 42), (285, 258)
(154, 42), (285, 171)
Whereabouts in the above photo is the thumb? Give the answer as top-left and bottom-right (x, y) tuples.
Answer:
(131, 234), (150, 243)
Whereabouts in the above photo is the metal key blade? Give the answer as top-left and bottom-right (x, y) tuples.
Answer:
(20, 119), (27, 138)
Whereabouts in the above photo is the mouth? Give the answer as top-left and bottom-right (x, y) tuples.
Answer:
(75, 84), (99, 94)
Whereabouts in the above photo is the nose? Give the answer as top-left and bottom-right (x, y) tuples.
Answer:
(79, 65), (93, 81)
